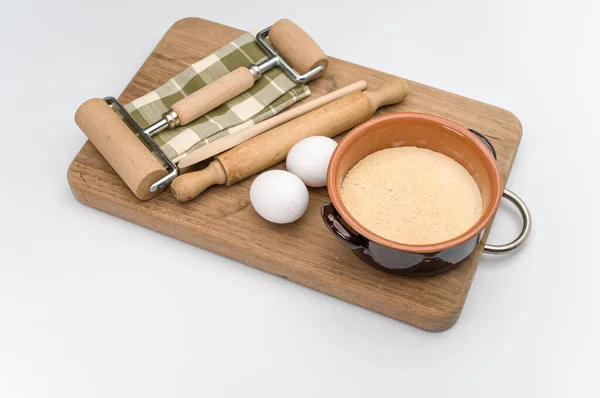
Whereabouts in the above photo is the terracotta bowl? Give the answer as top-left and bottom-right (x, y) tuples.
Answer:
(322, 112), (504, 275)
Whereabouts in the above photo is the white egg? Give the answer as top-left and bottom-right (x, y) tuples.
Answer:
(286, 136), (338, 187)
(250, 170), (309, 224)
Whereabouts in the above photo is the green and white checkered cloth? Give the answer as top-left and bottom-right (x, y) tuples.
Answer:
(124, 33), (311, 163)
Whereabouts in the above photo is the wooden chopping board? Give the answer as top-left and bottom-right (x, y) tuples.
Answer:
(68, 17), (523, 331)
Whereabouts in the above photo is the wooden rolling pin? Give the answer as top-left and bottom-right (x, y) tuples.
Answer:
(170, 78), (409, 201)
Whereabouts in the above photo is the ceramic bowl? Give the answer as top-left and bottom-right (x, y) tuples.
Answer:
(321, 112), (530, 275)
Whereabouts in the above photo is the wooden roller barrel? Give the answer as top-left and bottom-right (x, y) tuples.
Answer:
(75, 98), (167, 201)
(269, 19), (329, 75)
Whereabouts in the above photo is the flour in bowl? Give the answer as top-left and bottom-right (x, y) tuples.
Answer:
(340, 146), (483, 245)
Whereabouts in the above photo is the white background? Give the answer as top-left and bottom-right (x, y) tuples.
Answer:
(1, 0), (598, 397)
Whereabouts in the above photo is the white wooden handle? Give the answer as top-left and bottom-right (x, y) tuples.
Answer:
(177, 80), (368, 169)
(171, 67), (255, 126)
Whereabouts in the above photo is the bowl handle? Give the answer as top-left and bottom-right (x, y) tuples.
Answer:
(484, 189), (532, 254)
(469, 130), (532, 254)
(321, 202), (366, 250)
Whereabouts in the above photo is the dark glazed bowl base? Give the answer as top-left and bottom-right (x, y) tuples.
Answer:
(351, 250), (461, 276)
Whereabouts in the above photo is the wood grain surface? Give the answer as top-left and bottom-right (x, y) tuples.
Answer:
(67, 17), (523, 331)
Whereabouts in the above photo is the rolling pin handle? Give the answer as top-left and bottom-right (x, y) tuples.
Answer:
(365, 78), (409, 113)
(170, 160), (227, 202)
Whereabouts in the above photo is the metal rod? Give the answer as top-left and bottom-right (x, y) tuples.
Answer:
(103, 97), (179, 193)
(144, 118), (169, 137)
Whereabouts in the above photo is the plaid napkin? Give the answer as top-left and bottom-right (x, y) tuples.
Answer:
(124, 33), (311, 162)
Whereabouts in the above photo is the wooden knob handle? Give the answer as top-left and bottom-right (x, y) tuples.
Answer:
(364, 78), (409, 113)
(171, 67), (255, 126)
(170, 160), (227, 202)
(269, 19), (328, 75)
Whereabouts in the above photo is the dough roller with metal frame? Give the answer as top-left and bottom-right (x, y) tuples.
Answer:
(74, 19), (328, 200)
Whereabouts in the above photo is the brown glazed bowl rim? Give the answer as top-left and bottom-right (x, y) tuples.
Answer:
(326, 112), (503, 254)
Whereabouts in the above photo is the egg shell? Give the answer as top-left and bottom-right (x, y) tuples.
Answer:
(250, 170), (309, 224)
(286, 136), (338, 187)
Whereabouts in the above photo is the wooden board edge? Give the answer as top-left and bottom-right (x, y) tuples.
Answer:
(67, 146), (463, 332)
(499, 109), (523, 181)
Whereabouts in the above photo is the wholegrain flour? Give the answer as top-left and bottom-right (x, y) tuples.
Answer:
(340, 147), (483, 245)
